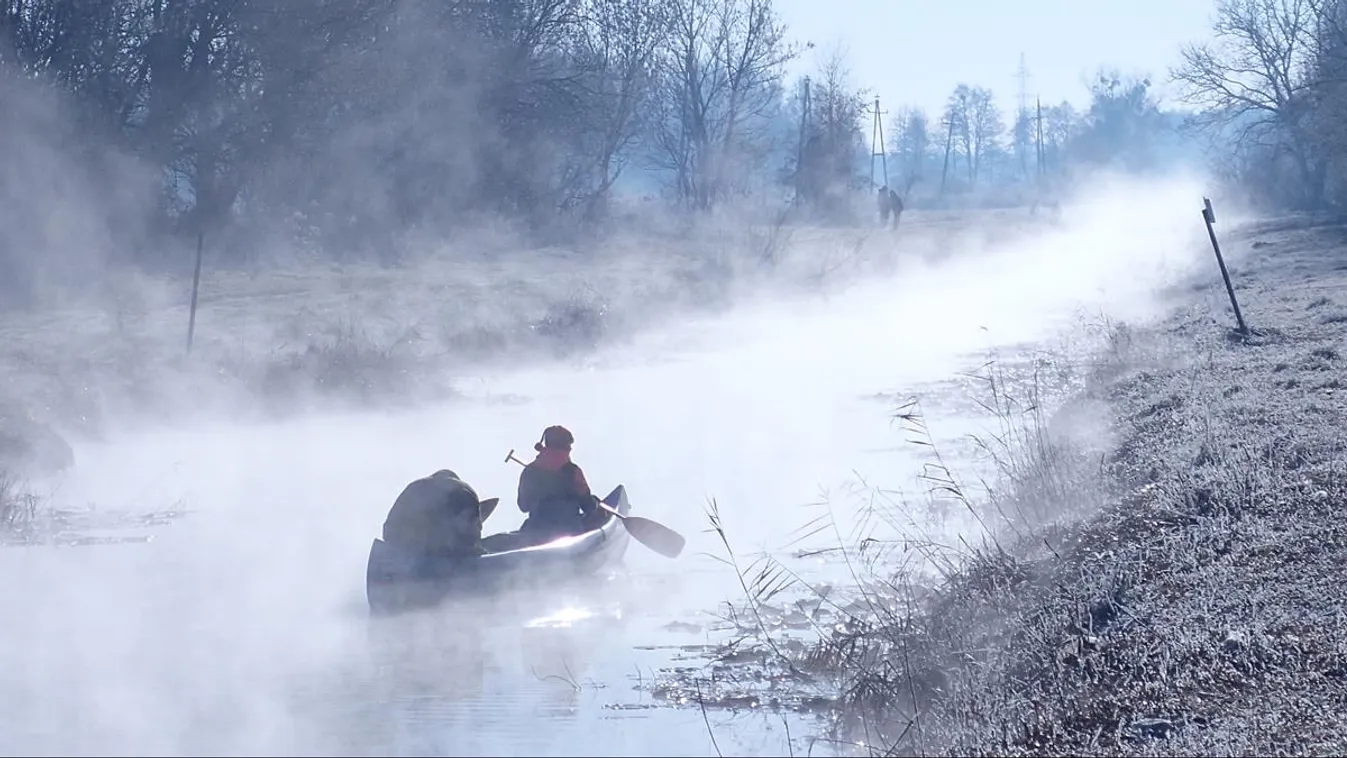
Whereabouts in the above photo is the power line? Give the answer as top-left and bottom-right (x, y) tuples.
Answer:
(1015, 52), (1032, 115)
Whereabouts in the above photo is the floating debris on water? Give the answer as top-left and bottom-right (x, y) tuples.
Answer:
(54, 534), (155, 547)
(661, 620), (703, 634)
(1, 502), (188, 548)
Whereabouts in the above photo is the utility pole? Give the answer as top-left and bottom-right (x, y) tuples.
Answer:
(939, 115), (954, 198)
(1035, 96), (1045, 179)
(1015, 53), (1032, 179)
(1015, 53), (1031, 116)
(868, 95), (889, 189)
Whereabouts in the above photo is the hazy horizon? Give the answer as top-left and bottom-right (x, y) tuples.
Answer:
(776, 0), (1217, 118)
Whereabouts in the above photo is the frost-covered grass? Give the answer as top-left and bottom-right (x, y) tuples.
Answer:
(667, 217), (1347, 756)
(0, 470), (40, 542)
(0, 210), (1047, 443)
(0, 221), (767, 436)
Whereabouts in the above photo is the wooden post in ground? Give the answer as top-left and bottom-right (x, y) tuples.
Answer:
(1201, 197), (1249, 335)
(186, 230), (205, 354)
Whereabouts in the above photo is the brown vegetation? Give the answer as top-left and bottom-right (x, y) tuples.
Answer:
(661, 220), (1347, 756)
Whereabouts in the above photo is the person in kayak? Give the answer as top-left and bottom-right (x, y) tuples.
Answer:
(381, 469), (499, 559)
(516, 425), (597, 540)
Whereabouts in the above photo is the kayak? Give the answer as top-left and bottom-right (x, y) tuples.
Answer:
(365, 485), (633, 615)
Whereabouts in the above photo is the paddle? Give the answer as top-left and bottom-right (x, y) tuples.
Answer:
(504, 449), (685, 559)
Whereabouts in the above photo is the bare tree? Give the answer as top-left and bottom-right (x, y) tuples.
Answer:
(967, 86), (1002, 184)
(712, 0), (793, 197)
(573, 0), (671, 218)
(1011, 108), (1034, 179)
(1042, 101), (1079, 168)
(792, 44), (864, 216)
(942, 84), (973, 185)
(650, 0), (793, 209)
(1074, 71), (1167, 170)
(1171, 0), (1325, 205)
(1298, 0), (1347, 207)
(2, 0), (804, 270)
(889, 106), (929, 192)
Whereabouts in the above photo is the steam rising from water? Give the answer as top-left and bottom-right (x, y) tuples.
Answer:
(0, 172), (1219, 755)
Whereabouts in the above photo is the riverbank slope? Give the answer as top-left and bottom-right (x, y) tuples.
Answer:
(813, 215), (1347, 755)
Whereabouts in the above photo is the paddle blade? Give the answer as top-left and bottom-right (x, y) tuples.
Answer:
(619, 515), (686, 559)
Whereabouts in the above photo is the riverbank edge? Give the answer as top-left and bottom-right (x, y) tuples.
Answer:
(667, 215), (1347, 756)
(839, 216), (1347, 755)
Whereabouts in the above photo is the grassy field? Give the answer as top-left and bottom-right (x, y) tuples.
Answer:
(662, 215), (1347, 756)
(0, 209), (1058, 482)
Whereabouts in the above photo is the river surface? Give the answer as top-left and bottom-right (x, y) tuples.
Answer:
(0, 194), (1207, 756)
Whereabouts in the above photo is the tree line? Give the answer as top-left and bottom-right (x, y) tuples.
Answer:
(1, 0), (798, 268)
(885, 0), (1347, 213)
(875, 72), (1186, 205)
(1, 0), (1344, 283)
(742, 0), (1347, 216)
(1171, 0), (1347, 210)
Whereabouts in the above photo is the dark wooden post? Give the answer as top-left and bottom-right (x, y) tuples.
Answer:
(1201, 197), (1249, 336)
(186, 230), (205, 354)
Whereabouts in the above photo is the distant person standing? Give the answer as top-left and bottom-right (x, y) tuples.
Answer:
(877, 186), (891, 226)
(889, 189), (903, 229)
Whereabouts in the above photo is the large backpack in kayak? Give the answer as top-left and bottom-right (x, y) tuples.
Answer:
(382, 473), (483, 556)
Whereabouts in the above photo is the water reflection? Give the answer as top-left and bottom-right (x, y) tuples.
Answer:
(0, 263), (1096, 756)
(344, 576), (629, 757)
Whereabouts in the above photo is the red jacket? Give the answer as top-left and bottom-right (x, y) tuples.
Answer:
(517, 447), (590, 513)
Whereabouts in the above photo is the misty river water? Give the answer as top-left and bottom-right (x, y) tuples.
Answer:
(0, 187), (1209, 756)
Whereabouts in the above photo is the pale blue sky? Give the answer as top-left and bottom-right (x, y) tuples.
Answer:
(774, 0), (1219, 119)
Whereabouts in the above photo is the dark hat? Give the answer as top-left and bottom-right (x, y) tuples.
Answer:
(536, 425), (574, 451)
